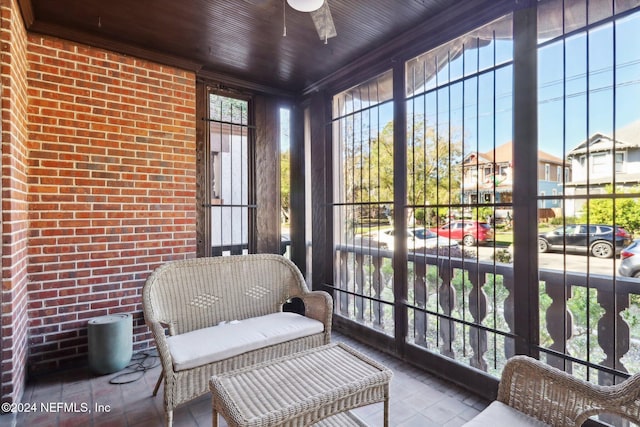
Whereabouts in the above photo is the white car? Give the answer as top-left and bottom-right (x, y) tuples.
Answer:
(375, 228), (458, 251)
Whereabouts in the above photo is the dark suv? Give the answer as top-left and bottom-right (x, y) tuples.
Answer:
(538, 224), (631, 259)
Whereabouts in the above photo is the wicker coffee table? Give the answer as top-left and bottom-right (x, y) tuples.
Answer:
(209, 342), (392, 427)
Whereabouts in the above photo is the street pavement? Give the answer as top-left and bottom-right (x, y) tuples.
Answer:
(351, 234), (625, 277)
(476, 246), (621, 276)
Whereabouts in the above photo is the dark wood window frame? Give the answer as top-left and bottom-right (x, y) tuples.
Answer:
(196, 80), (290, 258)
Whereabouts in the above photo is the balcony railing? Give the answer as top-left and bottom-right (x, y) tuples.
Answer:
(334, 243), (640, 384)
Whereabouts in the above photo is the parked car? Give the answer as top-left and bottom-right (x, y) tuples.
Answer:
(431, 220), (494, 246)
(538, 224), (631, 259)
(619, 239), (640, 278)
(374, 227), (458, 251)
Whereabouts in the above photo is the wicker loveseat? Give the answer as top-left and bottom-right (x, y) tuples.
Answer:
(142, 254), (332, 427)
(464, 355), (640, 426)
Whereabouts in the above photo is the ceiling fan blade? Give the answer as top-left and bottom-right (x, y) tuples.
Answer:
(310, 2), (337, 41)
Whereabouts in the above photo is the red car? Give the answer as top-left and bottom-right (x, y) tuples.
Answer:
(432, 220), (494, 246)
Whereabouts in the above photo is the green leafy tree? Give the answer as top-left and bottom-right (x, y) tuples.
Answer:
(345, 116), (462, 226)
(209, 94), (248, 123)
(280, 150), (290, 223)
(580, 185), (640, 234)
(406, 116), (463, 211)
(360, 122), (394, 204)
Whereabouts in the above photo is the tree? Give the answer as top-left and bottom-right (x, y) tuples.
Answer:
(280, 150), (290, 223)
(407, 115), (463, 208)
(209, 94), (248, 123)
(341, 115), (463, 226)
(580, 185), (640, 234)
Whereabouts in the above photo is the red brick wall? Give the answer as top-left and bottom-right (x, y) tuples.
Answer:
(0, 0), (31, 404)
(26, 35), (197, 372)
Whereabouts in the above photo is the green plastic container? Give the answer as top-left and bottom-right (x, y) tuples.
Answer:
(88, 314), (133, 375)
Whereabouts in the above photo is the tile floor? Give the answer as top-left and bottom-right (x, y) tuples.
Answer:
(0, 333), (490, 427)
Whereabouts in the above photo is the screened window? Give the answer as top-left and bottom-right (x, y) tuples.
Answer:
(208, 93), (254, 256)
(323, 0), (640, 394)
(280, 107), (291, 258)
(332, 70), (395, 335)
(537, 0), (640, 383)
(405, 13), (514, 374)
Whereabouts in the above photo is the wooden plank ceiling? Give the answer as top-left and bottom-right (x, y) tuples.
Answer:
(21, 0), (459, 94)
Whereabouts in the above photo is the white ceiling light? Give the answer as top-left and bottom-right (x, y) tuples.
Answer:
(287, 0), (324, 12)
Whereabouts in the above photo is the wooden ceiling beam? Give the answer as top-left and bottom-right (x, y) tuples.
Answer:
(17, 0), (35, 28)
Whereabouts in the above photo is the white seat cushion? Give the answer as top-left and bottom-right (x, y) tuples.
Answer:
(463, 401), (550, 427)
(167, 312), (324, 371)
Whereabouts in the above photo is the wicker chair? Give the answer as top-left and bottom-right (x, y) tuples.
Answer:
(142, 254), (332, 427)
(465, 355), (640, 426)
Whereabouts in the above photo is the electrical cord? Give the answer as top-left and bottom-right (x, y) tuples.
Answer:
(109, 349), (160, 385)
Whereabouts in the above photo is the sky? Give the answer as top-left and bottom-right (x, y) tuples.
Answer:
(538, 10), (640, 158)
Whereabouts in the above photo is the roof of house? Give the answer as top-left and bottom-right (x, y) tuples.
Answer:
(463, 141), (563, 166)
(567, 119), (640, 157)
